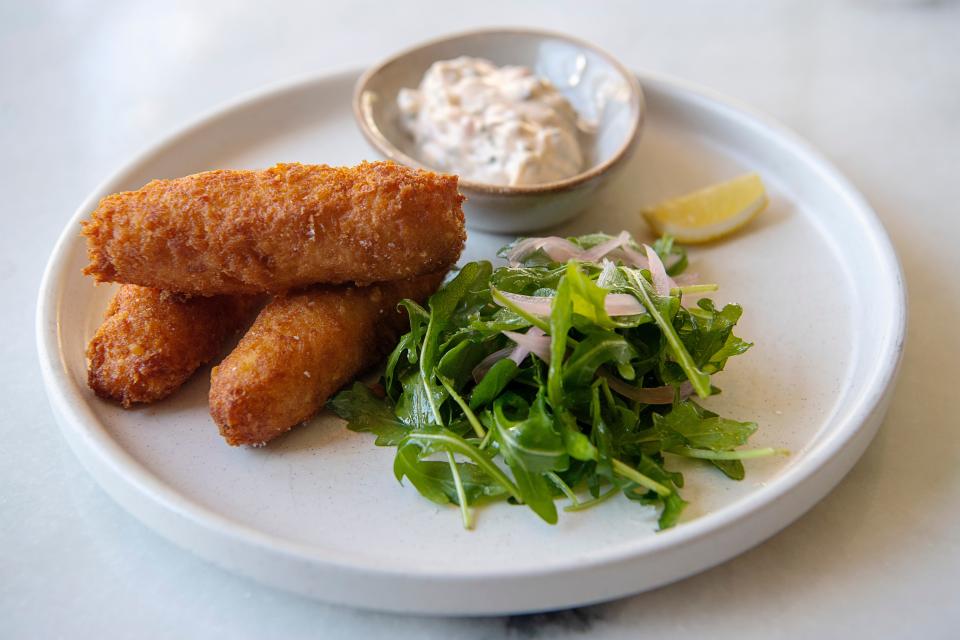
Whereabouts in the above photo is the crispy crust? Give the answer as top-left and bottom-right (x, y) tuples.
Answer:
(81, 162), (465, 295)
(209, 272), (445, 446)
(86, 285), (260, 407)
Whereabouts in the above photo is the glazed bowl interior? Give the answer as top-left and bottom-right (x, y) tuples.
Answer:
(354, 29), (643, 194)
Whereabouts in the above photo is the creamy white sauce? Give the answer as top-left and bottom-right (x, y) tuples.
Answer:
(398, 57), (587, 186)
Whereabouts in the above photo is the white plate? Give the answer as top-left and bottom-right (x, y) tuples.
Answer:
(36, 69), (905, 616)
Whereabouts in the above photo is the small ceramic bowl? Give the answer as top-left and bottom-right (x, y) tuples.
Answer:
(353, 29), (644, 233)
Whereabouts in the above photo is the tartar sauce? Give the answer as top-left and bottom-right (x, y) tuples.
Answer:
(398, 57), (587, 186)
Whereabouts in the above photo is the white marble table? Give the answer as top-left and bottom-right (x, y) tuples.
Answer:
(3, 1), (957, 637)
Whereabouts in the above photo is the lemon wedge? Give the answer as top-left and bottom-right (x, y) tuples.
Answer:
(641, 173), (768, 243)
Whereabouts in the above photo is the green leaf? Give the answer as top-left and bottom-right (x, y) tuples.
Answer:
(547, 274), (572, 410)
(653, 401), (758, 452)
(590, 385), (615, 481)
(396, 371), (446, 428)
(468, 307), (530, 338)
(657, 492), (689, 529)
(469, 358), (519, 410)
(626, 454), (688, 529)
(490, 264), (566, 294)
(678, 299), (752, 374)
(709, 459), (746, 481)
(621, 267), (712, 398)
(491, 393), (568, 473)
(421, 261), (492, 376)
(393, 441), (450, 505)
(564, 262), (618, 329)
(329, 383), (409, 446)
(563, 330), (636, 388)
(384, 299), (429, 397)
(489, 392), (566, 524)
(437, 340), (489, 390)
(393, 455), (508, 506)
(547, 274), (597, 461)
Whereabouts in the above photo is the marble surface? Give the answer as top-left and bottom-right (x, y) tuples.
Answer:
(2, 1), (957, 637)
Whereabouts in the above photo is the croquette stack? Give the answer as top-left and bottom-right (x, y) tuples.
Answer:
(81, 161), (465, 446)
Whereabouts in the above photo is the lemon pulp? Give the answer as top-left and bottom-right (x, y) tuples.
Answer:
(641, 173), (768, 243)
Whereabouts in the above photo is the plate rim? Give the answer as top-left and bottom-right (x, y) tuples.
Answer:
(35, 66), (907, 607)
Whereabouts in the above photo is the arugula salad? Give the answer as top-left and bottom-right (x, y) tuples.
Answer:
(331, 231), (783, 529)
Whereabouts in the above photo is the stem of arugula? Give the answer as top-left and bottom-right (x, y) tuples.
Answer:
(405, 432), (523, 501)
(438, 376), (485, 439)
(447, 451), (473, 529)
(478, 429), (494, 450)
(669, 446), (788, 460)
(624, 269), (712, 399)
(670, 284), (719, 295)
(546, 472), (579, 506)
(420, 371), (472, 529)
(611, 459), (672, 496)
(564, 484), (620, 512)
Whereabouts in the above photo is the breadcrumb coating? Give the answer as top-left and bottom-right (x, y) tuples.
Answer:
(210, 272), (445, 446)
(81, 162), (465, 295)
(86, 285), (259, 407)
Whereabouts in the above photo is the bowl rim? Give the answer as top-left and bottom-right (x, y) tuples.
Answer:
(352, 27), (645, 195)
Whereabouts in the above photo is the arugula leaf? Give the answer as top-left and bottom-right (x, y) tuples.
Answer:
(563, 330), (636, 388)
(421, 261), (492, 376)
(547, 274), (572, 409)
(548, 274), (597, 461)
(338, 232), (766, 531)
(621, 267), (712, 398)
(490, 392), (569, 472)
(329, 383), (409, 446)
(651, 401), (758, 480)
(392, 447), (508, 506)
(624, 454), (688, 529)
(393, 441), (450, 504)
(437, 340), (489, 390)
(491, 264), (566, 294)
(653, 401), (757, 452)
(469, 358), (519, 410)
(396, 370), (447, 428)
(489, 392), (568, 523)
(589, 385), (615, 481)
(678, 299), (753, 374)
(564, 262), (619, 329)
(709, 459), (746, 481)
(468, 308), (530, 337)
(384, 299), (429, 398)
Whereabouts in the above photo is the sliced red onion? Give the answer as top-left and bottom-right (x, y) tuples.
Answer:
(644, 244), (676, 297)
(472, 347), (515, 383)
(506, 236), (581, 265)
(503, 327), (551, 364)
(620, 244), (650, 268)
(506, 232), (656, 268)
(494, 288), (646, 317)
(494, 289), (554, 317)
(580, 230), (632, 262)
(603, 375), (694, 404)
(603, 293), (647, 316)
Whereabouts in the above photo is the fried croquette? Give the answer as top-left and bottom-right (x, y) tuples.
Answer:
(81, 162), (465, 295)
(209, 272), (445, 446)
(86, 285), (259, 407)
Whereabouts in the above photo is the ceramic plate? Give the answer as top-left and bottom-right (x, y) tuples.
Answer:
(36, 69), (905, 615)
